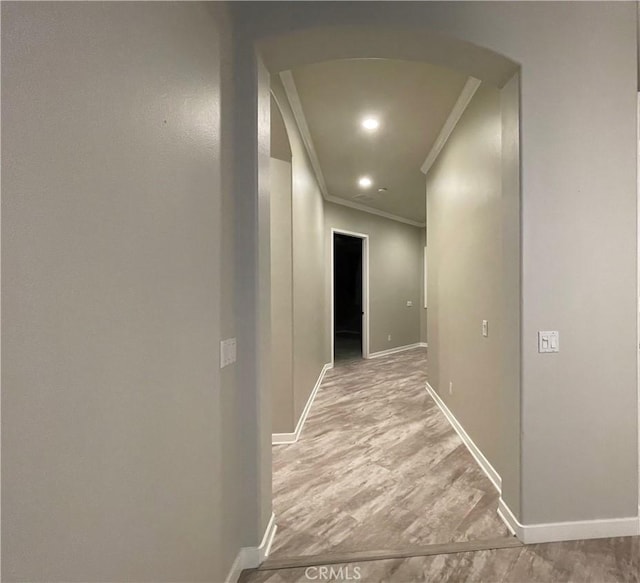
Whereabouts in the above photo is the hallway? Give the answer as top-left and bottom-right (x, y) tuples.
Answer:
(269, 348), (509, 559)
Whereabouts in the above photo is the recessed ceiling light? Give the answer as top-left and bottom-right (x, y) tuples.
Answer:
(358, 176), (373, 189)
(361, 117), (380, 132)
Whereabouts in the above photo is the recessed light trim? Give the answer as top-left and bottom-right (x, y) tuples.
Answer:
(361, 117), (380, 132)
(358, 176), (373, 189)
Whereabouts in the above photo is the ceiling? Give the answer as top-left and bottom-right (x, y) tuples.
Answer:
(288, 59), (468, 224)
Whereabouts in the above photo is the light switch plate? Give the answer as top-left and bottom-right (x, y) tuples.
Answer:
(220, 338), (237, 368)
(406, 300), (413, 307)
(538, 331), (559, 353)
(482, 320), (489, 337)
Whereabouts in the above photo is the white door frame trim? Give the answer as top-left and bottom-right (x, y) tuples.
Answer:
(330, 228), (370, 365)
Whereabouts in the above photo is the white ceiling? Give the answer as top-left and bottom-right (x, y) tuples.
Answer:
(288, 58), (468, 224)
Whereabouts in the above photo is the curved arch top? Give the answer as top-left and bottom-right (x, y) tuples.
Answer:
(257, 25), (520, 87)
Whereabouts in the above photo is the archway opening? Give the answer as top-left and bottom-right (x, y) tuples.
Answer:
(249, 23), (521, 563)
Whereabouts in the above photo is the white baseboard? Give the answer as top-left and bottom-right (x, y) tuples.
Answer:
(498, 498), (640, 544)
(428, 379), (640, 544)
(272, 363), (333, 445)
(257, 512), (278, 562)
(424, 382), (502, 492)
(224, 512), (277, 583)
(368, 342), (427, 359)
(271, 432), (297, 445)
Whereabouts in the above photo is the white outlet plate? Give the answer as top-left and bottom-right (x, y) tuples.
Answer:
(538, 331), (559, 353)
(406, 300), (413, 307)
(220, 338), (237, 368)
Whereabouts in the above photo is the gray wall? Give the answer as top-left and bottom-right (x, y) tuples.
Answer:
(2, 2), (249, 581)
(427, 83), (509, 491)
(325, 203), (423, 356)
(270, 157), (294, 433)
(234, 0), (639, 529)
(271, 78), (328, 428)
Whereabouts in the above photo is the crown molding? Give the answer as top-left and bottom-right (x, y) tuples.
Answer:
(325, 195), (425, 228)
(279, 70), (330, 198)
(279, 70), (425, 229)
(420, 77), (481, 175)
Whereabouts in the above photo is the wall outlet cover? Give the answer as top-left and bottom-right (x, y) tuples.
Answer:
(220, 338), (237, 368)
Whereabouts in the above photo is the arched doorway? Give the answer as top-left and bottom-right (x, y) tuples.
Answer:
(232, 20), (522, 563)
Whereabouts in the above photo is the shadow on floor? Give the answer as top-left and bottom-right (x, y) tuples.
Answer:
(334, 332), (362, 365)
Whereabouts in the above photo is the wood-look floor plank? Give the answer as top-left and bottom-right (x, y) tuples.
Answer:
(270, 348), (509, 558)
(244, 351), (640, 583)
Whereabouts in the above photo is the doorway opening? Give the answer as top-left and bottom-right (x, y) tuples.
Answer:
(332, 230), (369, 364)
(255, 23), (521, 567)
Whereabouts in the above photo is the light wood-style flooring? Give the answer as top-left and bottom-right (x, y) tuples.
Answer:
(269, 347), (509, 559)
(242, 535), (640, 582)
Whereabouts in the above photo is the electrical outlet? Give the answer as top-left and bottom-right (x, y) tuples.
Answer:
(387, 334), (391, 342)
(449, 381), (453, 395)
(220, 338), (237, 368)
(406, 300), (413, 307)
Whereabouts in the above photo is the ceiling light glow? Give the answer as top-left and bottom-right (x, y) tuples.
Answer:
(358, 176), (373, 189)
(361, 117), (380, 131)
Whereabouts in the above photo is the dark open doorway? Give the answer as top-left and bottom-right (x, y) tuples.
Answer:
(333, 232), (364, 363)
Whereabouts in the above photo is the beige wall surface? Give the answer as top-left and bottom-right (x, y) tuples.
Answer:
(234, 0), (638, 528)
(270, 158), (294, 433)
(420, 228), (428, 344)
(1, 2), (248, 581)
(271, 78), (328, 425)
(325, 203), (423, 356)
(427, 83), (506, 489)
